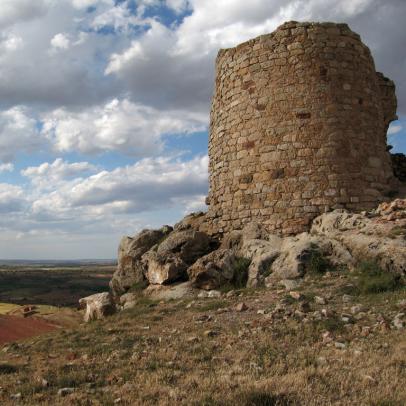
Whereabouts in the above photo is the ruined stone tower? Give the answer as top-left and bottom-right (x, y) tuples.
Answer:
(206, 21), (397, 236)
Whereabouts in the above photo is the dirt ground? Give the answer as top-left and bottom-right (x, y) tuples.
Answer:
(0, 315), (58, 345)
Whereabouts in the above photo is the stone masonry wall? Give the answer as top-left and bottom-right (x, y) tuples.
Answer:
(205, 21), (398, 236)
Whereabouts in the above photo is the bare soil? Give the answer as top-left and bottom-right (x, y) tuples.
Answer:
(0, 315), (57, 345)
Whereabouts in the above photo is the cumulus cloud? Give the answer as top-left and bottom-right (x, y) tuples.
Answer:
(104, 0), (406, 115)
(0, 33), (23, 51)
(67, 155), (208, 211)
(0, 163), (14, 173)
(22, 158), (98, 189)
(0, 183), (26, 213)
(388, 124), (403, 135)
(71, 0), (101, 9)
(42, 98), (206, 155)
(0, 106), (44, 162)
(50, 33), (71, 50)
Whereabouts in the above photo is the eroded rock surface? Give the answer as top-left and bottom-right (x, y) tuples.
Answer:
(110, 226), (172, 296)
(311, 208), (406, 276)
(187, 249), (237, 290)
(79, 292), (116, 322)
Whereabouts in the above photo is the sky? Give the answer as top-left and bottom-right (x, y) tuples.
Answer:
(0, 0), (405, 259)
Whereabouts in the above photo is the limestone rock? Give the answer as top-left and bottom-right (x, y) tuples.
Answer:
(311, 209), (406, 276)
(119, 292), (138, 310)
(174, 212), (207, 232)
(143, 250), (187, 285)
(240, 237), (282, 287)
(220, 230), (243, 251)
(187, 249), (237, 290)
(264, 233), (319, 284)
(110, 226), (172, 296)
(143, 282), (195, 300)
(79, 292), (116, 323)
(157, 229), (212, 265)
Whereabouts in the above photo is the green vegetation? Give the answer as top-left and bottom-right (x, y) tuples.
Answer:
(355, 261), (402, 295)
(231, 257), (251, 289)
(306, 249), (332, 275)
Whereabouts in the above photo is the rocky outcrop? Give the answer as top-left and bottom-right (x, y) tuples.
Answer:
(110, 226), (172, 296)
(142, 250), (187, 285)
(144, 282), (196, 300)
(109, 199), (406, 310)
(79, 292), (116, 322)
(311, 207), (406, 277)
(156, 229), (212, 265)
(187, 249), (237, 290)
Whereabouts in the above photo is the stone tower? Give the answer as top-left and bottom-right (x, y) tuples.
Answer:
(206, 21), (397, 236)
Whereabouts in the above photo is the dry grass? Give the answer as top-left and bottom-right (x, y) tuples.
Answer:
(0, 271), (405, 405)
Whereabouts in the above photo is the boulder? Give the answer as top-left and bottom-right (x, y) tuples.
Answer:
(220, 222), (269, 252)
(311, 209), (406, 276)
(79, 292), (116, 322)
(240, 238), (282, 287)
(187, 249), (237, 290)
(174, 212), (207, 232)
(156, 229), (212, 265)
(144, 282), (196, 300)
(264, 233), (327, 285)
(109, 226), (172, 296)
(142, 250), (187, 285)
(119, 292), (138, 310)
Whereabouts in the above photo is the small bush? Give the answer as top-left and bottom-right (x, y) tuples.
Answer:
(306, 250), (331, 275)
(356, 261), (401, 294)
(232, 257), (251, 289)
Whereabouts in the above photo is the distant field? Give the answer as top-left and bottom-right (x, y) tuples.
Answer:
(0, 263), (115, 307)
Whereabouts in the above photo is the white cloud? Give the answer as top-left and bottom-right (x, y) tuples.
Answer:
(71, 0), (102, 9)
(0, 33), (23, 51)
(0, 163), (14, 173)
(50, 33), (71, 50)
(42, 98), (206, 156)
(0, 183), (26, 213)
(0, 106), (44, 162)
(22, 158), (98, 189)
(66, 155), (209, 211)
(0, 154), (208, 259)
(165, 0), (190, 14)
(91, 1), (140, 32)
(388, 124), (402, 135)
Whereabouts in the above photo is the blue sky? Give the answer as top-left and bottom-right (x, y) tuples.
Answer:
(0, 0), (405, 259)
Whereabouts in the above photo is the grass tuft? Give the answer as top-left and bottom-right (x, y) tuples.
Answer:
(356, 261), (401, 294)
(306, 250), (332, 275)
(232, 257), (251, 289)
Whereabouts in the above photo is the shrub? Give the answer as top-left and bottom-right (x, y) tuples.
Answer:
(356, 261), (401, 294)
(306, 250), (332, 275)
(232, 257), (251, 289)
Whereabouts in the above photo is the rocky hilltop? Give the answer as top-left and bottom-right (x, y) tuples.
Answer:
(95, 199), (405, 317)
(81, 21), (406, 320)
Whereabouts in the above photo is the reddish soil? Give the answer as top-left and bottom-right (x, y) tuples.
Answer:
(0, 315), (57, 345)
